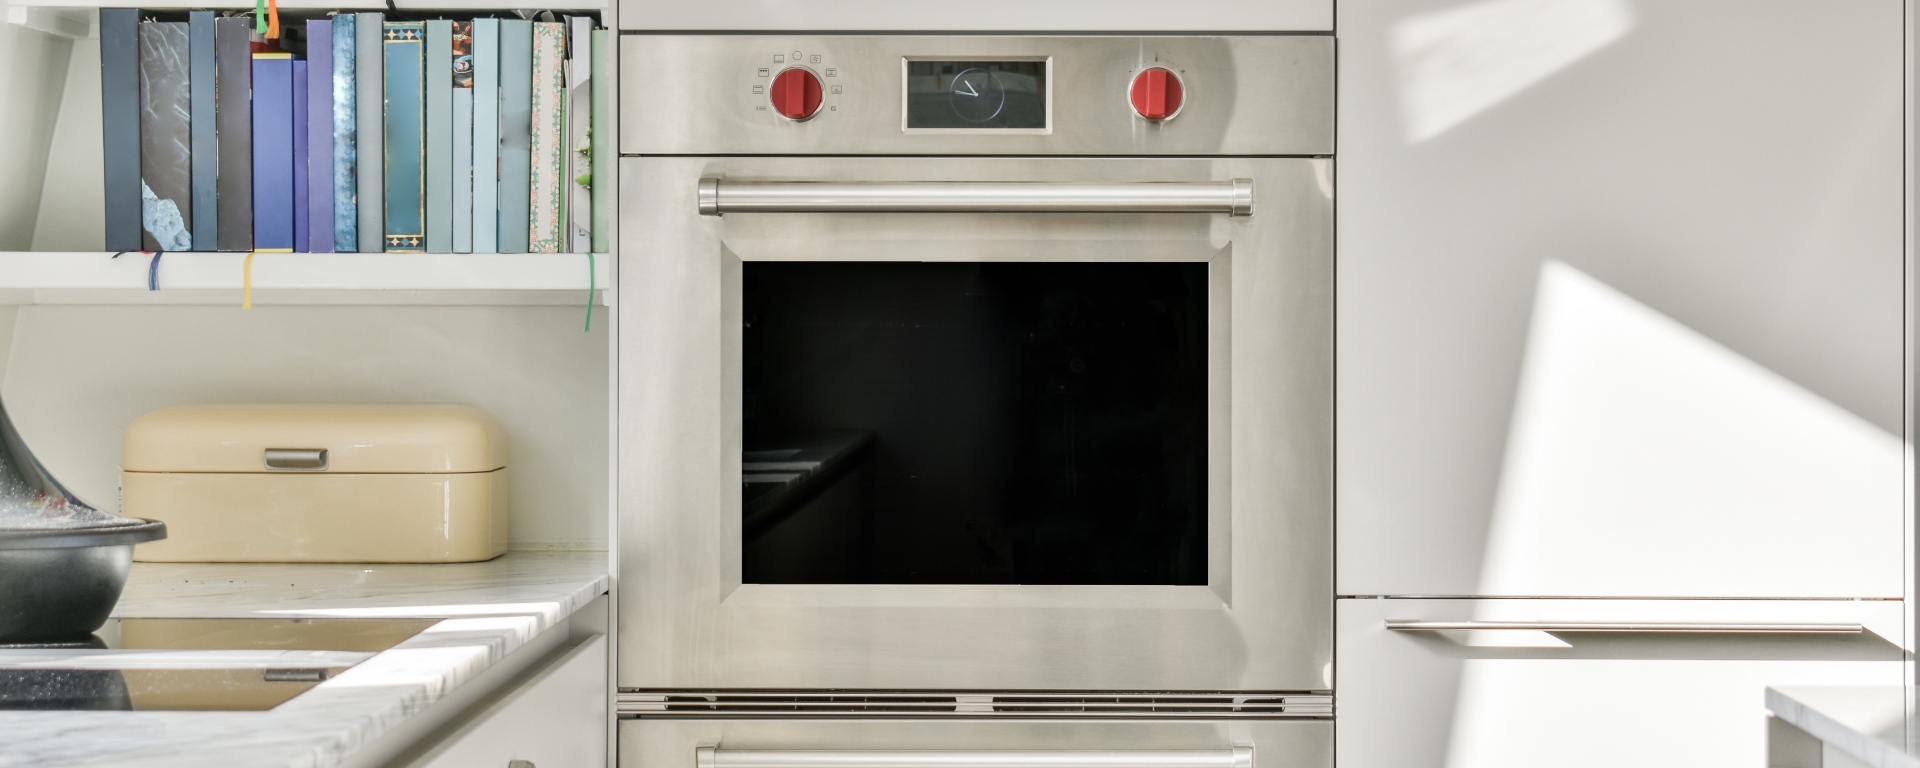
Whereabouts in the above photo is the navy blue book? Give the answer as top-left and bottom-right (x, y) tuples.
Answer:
(100, 9), (141, 252)
(188, 11), (216, 250)
(293, 59), (309, 253)
(252, 54), (295, 251)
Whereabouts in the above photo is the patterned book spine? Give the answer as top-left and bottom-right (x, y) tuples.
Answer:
(471, 18), (500, 253)
(332, 15), (356, 252)
(214, 17), (252, 251)
(252, 54), (295, 251)
(188, 11), (217, 251)
(527, 22), (564, 254)
(590, 28), (609, 254)
(497, 19), (532, 254)
(565, 16), (590, 253)
(383, 22), (425, 252)
(100, 8), (142, 252)
(425, 20), (452, 253)
(307, 19), (335, 253)
(140, 21), (193, 252)
(293, 60), (309, 252)
(355, 12), (384, 252)
(452, 21), (474, 254)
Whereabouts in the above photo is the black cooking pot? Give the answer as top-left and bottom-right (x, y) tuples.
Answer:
(0, 520), (167, 644)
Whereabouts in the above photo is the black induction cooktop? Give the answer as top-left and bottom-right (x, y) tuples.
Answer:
(0, 617), (436, 711)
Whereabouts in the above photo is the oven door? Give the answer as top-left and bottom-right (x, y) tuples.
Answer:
(617, 156), (1331, 692)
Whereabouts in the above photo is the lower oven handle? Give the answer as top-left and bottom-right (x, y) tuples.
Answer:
(696, 748), (1255, 768)
(696, 179), (1255, 217)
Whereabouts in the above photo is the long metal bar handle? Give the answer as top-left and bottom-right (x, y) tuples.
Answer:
(1385, 620), (1865, 634)
(696, 748), (1255, 768)
(696, 179), (1254, 217)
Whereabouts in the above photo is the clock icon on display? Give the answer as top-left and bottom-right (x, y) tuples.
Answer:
(948, 67), (1006, 123)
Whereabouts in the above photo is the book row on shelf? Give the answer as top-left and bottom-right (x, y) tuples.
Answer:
(101, 8), (611, 256)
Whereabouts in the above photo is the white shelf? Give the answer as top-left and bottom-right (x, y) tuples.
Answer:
(7, 0), (603, 10)
(0, 251), (610, 306)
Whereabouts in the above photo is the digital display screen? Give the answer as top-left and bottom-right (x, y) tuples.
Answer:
(905, 60), (1047, 130)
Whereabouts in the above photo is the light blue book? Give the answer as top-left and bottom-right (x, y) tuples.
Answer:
(332, 14), (357, 252)
(425, 20), (452, 253)
(383, 22), (425, 252)
(188, 11), (216, 251)
(471, 18), (500, 253)
(355, 12), (384, 252)
(453, 88), (473, 253)
(497, 19), (532, 254)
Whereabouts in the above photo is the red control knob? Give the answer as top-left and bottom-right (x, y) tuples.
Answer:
(770, 67), (824, 121)
(1129, 67), (1185, 121)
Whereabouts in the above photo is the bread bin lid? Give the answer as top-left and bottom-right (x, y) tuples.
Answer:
(123, 404), (506, 474)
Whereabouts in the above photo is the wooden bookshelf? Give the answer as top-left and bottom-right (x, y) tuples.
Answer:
(0, 251), (610, 305)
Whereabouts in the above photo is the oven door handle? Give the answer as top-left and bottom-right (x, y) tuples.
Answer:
(696, 179), (1255, 217)
(1385, 620), (1865, 634)
(696, 748), (1255, 768)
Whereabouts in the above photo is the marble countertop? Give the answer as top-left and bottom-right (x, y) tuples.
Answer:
(0, 551), (609, 768)
(1768, 686), (1916, 768)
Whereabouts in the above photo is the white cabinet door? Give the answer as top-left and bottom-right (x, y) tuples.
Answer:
(1335, 0), (1906, 598)
(1336, 599), (1906, 768)
(616, 0), (1329, 32)
(410, 634), (609, 768)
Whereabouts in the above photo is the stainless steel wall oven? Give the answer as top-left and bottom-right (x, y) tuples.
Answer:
(618, 33), (1334, 767)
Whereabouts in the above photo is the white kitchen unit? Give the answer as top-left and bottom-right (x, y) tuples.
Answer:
(403, 635), (610, 768)
(1336, 0), (1907, 598)
(615, 0), (1328, 32)
(1337, 598), (1908, 768)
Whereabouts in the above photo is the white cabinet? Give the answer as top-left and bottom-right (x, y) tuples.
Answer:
(615, 0), (1329, 32)
(406, 634), (609, 768)
(1336, 598), (1906, 768)
(1335, 0), (1906, 598)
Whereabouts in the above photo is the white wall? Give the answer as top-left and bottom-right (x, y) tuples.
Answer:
(32, 31), (103, 252)
(1336, 0), (1905, 596)
(0, 20), (74, 250)
(1, 304), (609, 550)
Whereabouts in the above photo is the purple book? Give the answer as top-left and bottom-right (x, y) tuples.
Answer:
(292, 60), (309, 252)
(251, 54), (294, 250)
(306, 19), (334, 253)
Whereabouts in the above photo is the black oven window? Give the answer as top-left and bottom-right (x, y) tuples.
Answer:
(742, 261), (1207, 586)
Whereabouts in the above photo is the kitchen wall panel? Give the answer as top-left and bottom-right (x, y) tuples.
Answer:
(2, 304), (609, 551)
(1336, 0), (1905, 597)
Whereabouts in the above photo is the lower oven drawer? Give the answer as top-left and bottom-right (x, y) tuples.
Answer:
(620, 720), (1331, 768)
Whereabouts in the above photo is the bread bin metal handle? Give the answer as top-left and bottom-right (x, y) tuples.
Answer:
(264, 448), (328, 471)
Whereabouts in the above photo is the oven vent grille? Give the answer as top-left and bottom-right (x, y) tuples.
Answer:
(617, 692), (1332, 719)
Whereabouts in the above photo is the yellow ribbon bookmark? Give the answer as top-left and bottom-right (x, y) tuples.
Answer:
(242, 251), (257, 309)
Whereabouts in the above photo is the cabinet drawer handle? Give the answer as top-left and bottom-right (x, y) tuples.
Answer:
(1385, 620), (1864, 634)
(696, 748), (1254, 768)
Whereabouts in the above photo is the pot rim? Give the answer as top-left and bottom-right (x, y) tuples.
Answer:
(0, 519), (167, 550)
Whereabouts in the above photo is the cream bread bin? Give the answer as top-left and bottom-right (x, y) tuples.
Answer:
(123, 404), (507, 563)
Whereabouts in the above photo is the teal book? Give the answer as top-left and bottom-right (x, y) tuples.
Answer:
(424, 19), (452, 253)
(471, 18), (500, 253)
(383, 22), (425, 252)
(355, 12), (384, 252)
(497, 19), (532, 254)
(590, 28), (609, 253)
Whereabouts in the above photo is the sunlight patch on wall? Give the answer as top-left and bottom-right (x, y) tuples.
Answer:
(1392, 0), (1634, 143)
(1476, 261), (1902, 597)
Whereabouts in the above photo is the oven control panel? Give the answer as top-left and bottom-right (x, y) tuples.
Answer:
(627, 35), (1333, 156)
